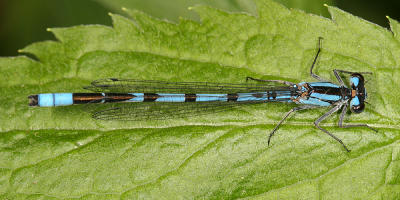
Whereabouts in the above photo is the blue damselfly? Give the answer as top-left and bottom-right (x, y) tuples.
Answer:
(28, 38), (376, 152)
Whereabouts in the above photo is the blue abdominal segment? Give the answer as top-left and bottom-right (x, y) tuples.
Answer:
(38, 93), (73, 107)
(237, 93), (267, 101)
(195, 94), (227, 102)
(156, 93), (185, 102)
(128, 93), (144, 102)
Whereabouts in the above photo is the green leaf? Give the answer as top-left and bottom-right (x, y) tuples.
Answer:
(275, 0), (335, 17)
(93, 0), (332, 23)
(1, 0), (400, 199)
(94, 0), (257, 22)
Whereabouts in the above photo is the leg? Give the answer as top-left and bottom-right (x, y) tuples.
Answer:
(335, 69), (373, 85)
(333, 69), (345, 87)
(310, 38), (372, 83)
(338, 103), (378, 132)
(309, 37), (328, 82)
(314, 104), (351, 152)
(268, 105), (317, 145)
(335, 69), (372, 75)
(246, 77), (294, 86)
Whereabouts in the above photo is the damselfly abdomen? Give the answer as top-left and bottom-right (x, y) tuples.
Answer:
(28, 38), (376, 152)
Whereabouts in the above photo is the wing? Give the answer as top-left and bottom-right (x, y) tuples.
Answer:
(84, 78), (292, 93)
(90, 101), (265, 121)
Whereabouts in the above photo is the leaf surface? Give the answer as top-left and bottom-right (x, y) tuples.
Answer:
(1, 0), (400, 199)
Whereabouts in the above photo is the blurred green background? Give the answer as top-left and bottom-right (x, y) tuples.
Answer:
(0, 0), (399, 57)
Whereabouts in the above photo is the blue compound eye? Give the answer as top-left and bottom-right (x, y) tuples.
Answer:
(350, 96), (365, 113)
(350, 73), (364, 89)
(351, 76), (360, 87)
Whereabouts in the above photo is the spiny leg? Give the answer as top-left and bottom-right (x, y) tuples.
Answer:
(335, 69), (372, 75)
(338, 103), (378, 132)
(247, 37), (341, 87)
(309, 37), (328, 82)
(334, 69), (373, 87)
(314, 104), (351, 152)
(309, 38), (372, 83)
(268, 105), (317, 146)
(245, 77), (294, 86)
(333, 69), (346, 87)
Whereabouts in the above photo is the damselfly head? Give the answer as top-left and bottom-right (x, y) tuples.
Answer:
(349, 73), (366, 113)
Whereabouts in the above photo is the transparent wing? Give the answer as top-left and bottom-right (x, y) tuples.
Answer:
(84, 78), (292, 93)
(90, 101), (267, 121)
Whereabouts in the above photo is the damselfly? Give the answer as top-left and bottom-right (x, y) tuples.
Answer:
(28, 38), (376, 152)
